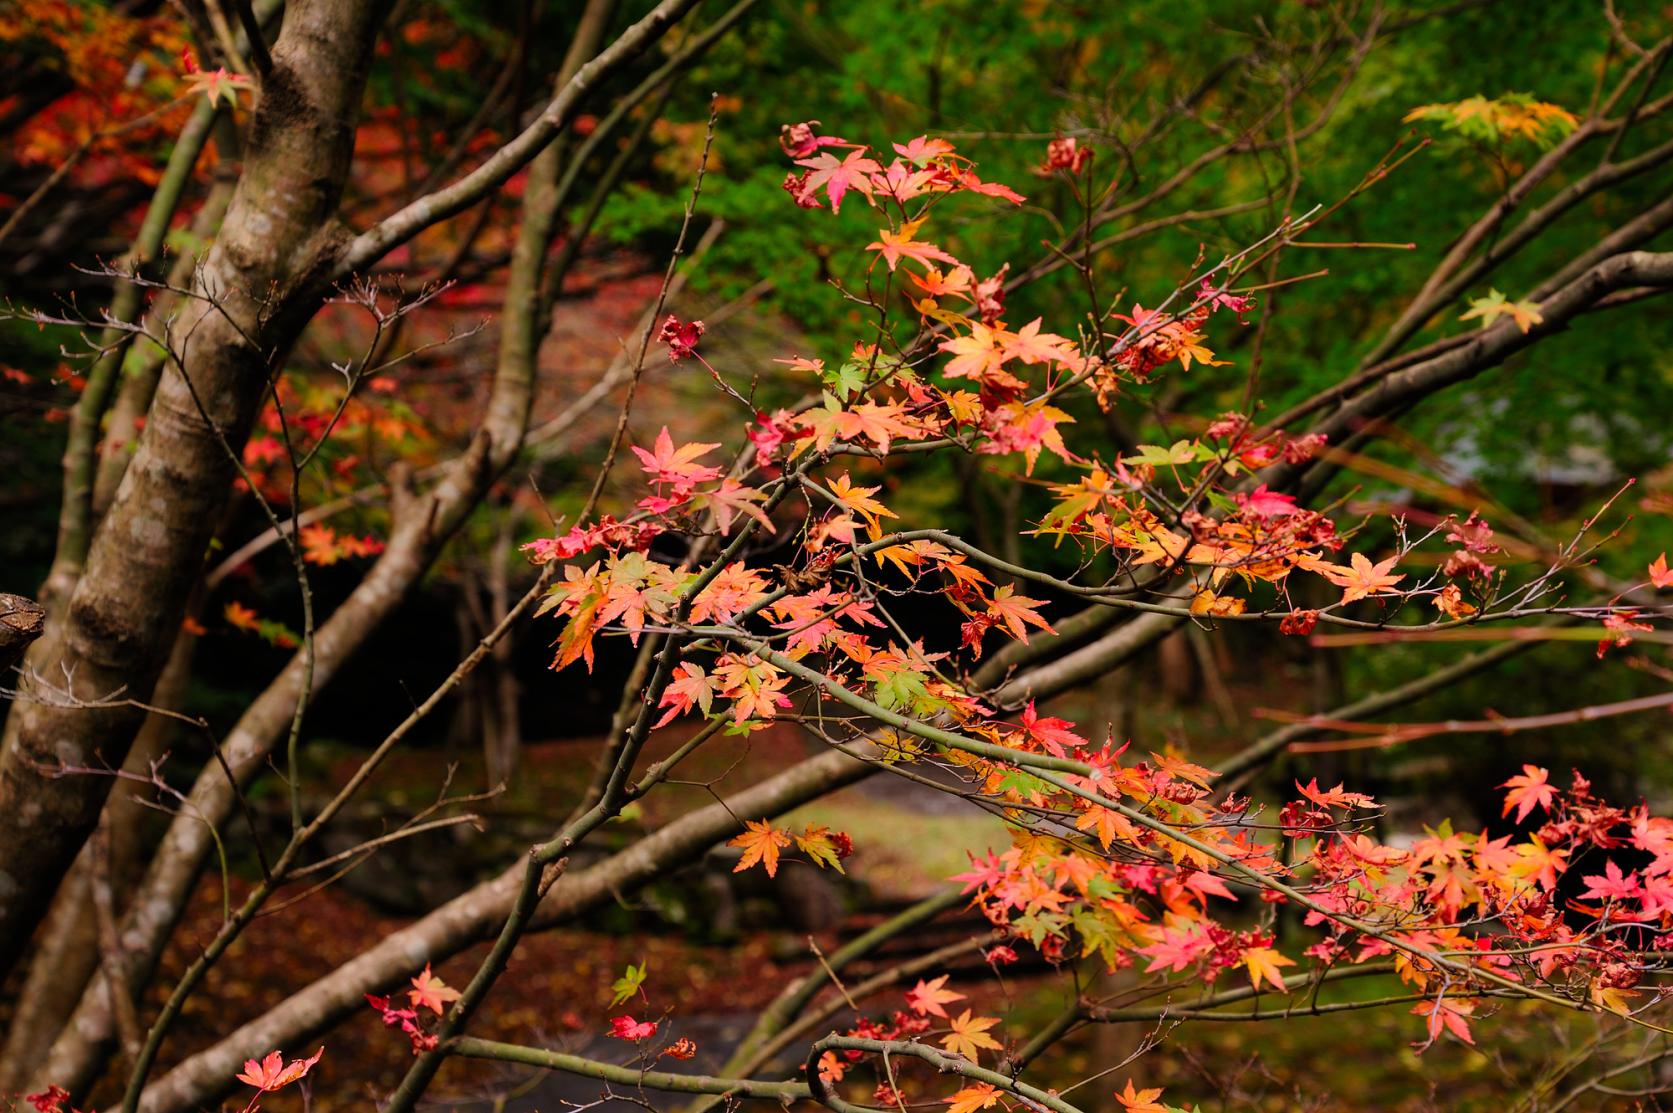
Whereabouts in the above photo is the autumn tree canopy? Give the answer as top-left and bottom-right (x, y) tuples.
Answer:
(3, 2), (1673, 1111)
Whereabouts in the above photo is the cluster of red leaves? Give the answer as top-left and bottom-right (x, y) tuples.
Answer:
(364, 964), (461, 1055)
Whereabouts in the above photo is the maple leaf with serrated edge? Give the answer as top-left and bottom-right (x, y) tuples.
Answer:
(940, 1010), (1002, 1060)
(943, 1083), (1003, 1113)
(794, 824), (848, 873)
(1115, 1080), (1169, 1113)
(906, 974), (966, 1017)
(408, 964), (461, 1015)
(794, 148), (881, 213)
(868, 218), (958, 272)
(1579, 859), (1641, 902)
(1320, 552), (1405, 604)
(237, 1048), (323, 1093)
(1500, 764), (1557, 823)
(1413, 997), (1475, 1046)
(1459, 288), (1542, 333)
(653, 663), (715, 728)
(610, 961), (647, 1007)
(631, 426), (722, 490)
(1242, 946), (1294, 992)
(698, 478), (775, 535)
(730, 819), (791, 877)
(1017, 701), (1086, 757)
(714, 656), (791, 722)
(827, 472), (897, 535)
(986, 585), (1053, 641)
(1650, 553), (1673, 589)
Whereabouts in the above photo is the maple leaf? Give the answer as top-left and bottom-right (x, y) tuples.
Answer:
(1238, 484), (1298, 519)
(225, 601), (260, 631)
(794, 148), (881, 212)
(939, 323), (1022, 388)
(986, 585), (1053, 641)
(827, 472), (898, 536)
(1459, 288), (1542, 333)
(608, 1016), (658, 1040)
(653, 663), (716, 727)
(1412, 998), (1475, 1046)
(714, 655), (791, 722)
(868, 218), (958, 272)
(893, 134), (956, 165)
(1513, 835), (1569, 891)
(184, 65), (253, 108)
(1321, 552), (1405, 604)
(1016, 701), (1087, 757)
(944, 1084), (1004, 1113)
(794, 824), (851, 873)
(803, 397), (923, 456)
(940, 1009), (1002, 1060)
(236, 1047), (323, 1093)
(1579, 859), (1642, 903)
(698, 478), (775, 535)
(1000, 318), (1076, 366)
(631, 426), (722, 490)
(610, 961), (648, 1007)
(1433, 583), (1478, 619)
(730, 819), (792, 877)
(1241, 945), (1295, 992)
(299, 523), (343, 566)
(1649, 553), (1673, 589)
(1591, 980), (1640, 1016)
(1296, 778), (1376, 810)
(1114, 1080), (1169, 1113)
(408, 964), (461, 1015)
(1139, 926), (1212, 973)
(1500, 764), (1556, 823)
(906, 974), (966, 1017)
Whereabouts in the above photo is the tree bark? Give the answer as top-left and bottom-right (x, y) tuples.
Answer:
(0, 594), (45, 676)
(28, 5), (619, 1088)
(0, 0), (391, 982)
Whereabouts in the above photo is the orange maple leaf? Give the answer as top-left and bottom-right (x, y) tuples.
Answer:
(1241, 945), (1294, 992)
(868, 218), (958, 272)
(1500, 764), (1556, 823)
(827, 472), (898, 536)
(730, 819), (791, 877)
(1114, 1079), (1169, 1113)
(1649, 553), (1673, 589)
(943, 1083), (1003, 1113)
(1321, 551), (1405, 604)
(408, 964), (461, 1015)
(986, 584), (1053, 641)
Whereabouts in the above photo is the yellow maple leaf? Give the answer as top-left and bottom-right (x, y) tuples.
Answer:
(939, 1009), (1003, 1060)
(1242, 945), (1295, 992)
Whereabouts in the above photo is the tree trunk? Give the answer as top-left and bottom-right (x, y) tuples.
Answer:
(0, 619), (195, 1091)
(0, 0), (391, 982)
